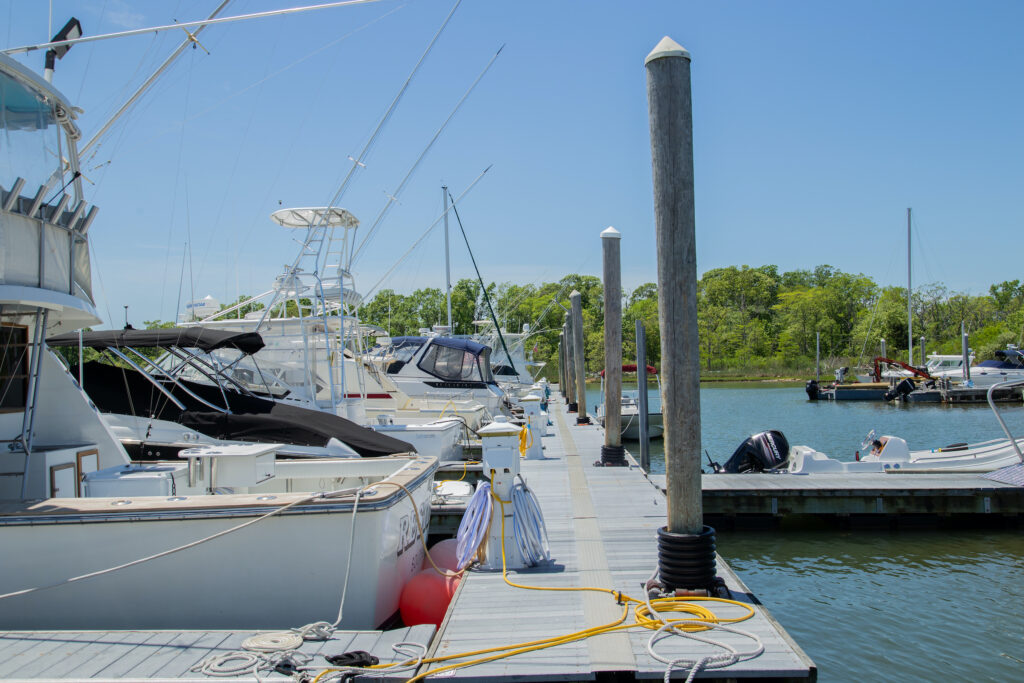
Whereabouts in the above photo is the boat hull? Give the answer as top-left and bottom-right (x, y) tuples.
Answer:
(0, 462), (435, 631)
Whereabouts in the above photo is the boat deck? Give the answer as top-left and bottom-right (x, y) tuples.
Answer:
(0, 395), (814, 681)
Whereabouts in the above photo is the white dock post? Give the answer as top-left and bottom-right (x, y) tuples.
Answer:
(519, 393), (545, 459)
(646, 36), (717, 592)
(600, 226), (625, 465)
(570, 290), (589, 424)
(478, 416), (526, 570)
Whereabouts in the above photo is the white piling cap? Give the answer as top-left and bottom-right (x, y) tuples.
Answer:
(478, 415), (523, 437)
(645, 36), (691, 65)
(601, 226), (620, 240)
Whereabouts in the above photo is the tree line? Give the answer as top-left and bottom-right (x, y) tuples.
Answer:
(356, 267), (1024, 379)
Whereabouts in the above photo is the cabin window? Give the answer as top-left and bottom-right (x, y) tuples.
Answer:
(0, 324), (29, 411)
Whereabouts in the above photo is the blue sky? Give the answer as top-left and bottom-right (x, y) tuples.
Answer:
(5, 1), (1023, 327)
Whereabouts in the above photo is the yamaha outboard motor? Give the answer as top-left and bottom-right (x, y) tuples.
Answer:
(883, 377), (916, 402)
(716, 430), (791, 473)
(805, 379), (820, 400)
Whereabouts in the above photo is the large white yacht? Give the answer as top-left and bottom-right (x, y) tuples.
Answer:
(0, 51), (435, 631)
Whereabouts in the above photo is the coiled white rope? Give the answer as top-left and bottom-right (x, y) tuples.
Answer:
(455, 481), (492, 569)
(640, 569), (764, 682)
(511, 477), (549, 567)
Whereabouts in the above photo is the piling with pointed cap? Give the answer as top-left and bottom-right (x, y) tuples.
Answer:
(600, 226), (626, 464)
(570, 290), (588, 424)
(647, 36), (716, 593)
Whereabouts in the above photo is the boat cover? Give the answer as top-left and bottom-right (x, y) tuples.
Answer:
(74, 361), (414, 457)
(48, 327), (265, 355)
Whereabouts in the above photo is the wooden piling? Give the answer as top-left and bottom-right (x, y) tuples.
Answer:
(602, 227), (622, 447)
(570, 290), (588, 422)
(564, 315), (577, 409)
(646, 36), (702, 535)
(558, 331), (567, 398)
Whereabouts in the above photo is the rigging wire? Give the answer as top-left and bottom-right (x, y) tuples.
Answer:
(254, 0), (463, 331)
(351, 42), (505, 265)
(360, 166), (491, 301)
(447, 190), (517, 376)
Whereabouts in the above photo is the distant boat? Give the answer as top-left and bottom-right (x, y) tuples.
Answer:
(596, 364), (663, 440)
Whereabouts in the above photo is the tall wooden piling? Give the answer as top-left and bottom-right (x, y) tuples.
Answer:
(602, 227), (623, 448)
(646, 37), (702, 535)
(558, 331), (567, 397)
(564, 315), (577, 410)
(570, 290), (588, 423)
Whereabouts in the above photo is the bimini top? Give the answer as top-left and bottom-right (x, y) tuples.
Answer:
(48, 327), (266, 355)
(387, 336), (488, 355)
(270, 207), (359, 229)
(978, 349), (1024, 369)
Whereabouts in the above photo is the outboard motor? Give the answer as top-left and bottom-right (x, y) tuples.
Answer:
(715, 430), (791, 473)
(883, 377), (916, 402)
(805, 379), (820, 400)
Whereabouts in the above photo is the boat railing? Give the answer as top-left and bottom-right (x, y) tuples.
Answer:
(987, 378), (1024, 463)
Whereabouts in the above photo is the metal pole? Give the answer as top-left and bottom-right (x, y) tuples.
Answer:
(601, 227), (624, 461)
(962, 323), (971, 383)
(920, 336), (925, 366)
(815, 331), (820, 382)
(570, 290), (588, 423)
(907, 207), (913, 365)
(636, 320), (651, 473)
(443, 185), (452, 329)
(647, 37), (702, 535)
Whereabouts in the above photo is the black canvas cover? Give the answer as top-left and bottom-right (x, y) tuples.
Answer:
(74, 361), (414, 457)
(48, 327), (265, 355)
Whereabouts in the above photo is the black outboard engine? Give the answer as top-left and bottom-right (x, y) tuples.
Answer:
(715, 430), (791, 473)
(805, 379), (820, 400)
(883, 377), (915, 401)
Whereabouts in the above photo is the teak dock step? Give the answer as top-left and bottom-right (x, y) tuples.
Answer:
(0, 395), (814, 681)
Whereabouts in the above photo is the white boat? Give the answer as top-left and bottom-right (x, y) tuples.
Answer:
(184, 207), (491, 460)
(595, 364), (664, 440)
(0, 51), (435, 631)
(716, 381), (1024, 474)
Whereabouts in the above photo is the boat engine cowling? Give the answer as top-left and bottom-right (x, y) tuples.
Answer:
(716, 430), (791, 473)
(804, 379), (819, 400)
(883, 377), (915, 401)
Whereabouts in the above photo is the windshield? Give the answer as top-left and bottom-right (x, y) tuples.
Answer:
(0, 69), (62, 192)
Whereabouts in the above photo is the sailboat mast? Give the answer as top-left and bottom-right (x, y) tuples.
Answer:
(907, 207), (913, 365)
(444, 185), (452, 330)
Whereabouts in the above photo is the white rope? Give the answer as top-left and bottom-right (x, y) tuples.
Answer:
(511, 478), (549, 566)
(455, 481), (492, 569)
(641, 569), (765, 682)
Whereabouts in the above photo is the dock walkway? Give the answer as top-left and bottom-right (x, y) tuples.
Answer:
(423, 399), (814, 681)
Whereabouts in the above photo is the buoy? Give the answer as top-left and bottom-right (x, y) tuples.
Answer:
(399, 569), (460, 627)
(424, 538), (461, 572)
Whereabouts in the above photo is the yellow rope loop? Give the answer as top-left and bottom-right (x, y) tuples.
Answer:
(438, 398), (456, 419)
(518, 425), (528, 458)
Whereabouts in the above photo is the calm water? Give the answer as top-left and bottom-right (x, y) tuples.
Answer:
(584, 383), (1024, 680)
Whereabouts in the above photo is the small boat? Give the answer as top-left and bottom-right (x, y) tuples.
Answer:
(596, 364), (663, 440)
(714, 380), (1024, 474)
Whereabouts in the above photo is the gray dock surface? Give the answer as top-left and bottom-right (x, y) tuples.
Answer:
(0, 626), (434, 681)
(422, 399), (815, 681)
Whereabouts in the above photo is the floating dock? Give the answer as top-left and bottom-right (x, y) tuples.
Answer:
(0, 395), (815, 681)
